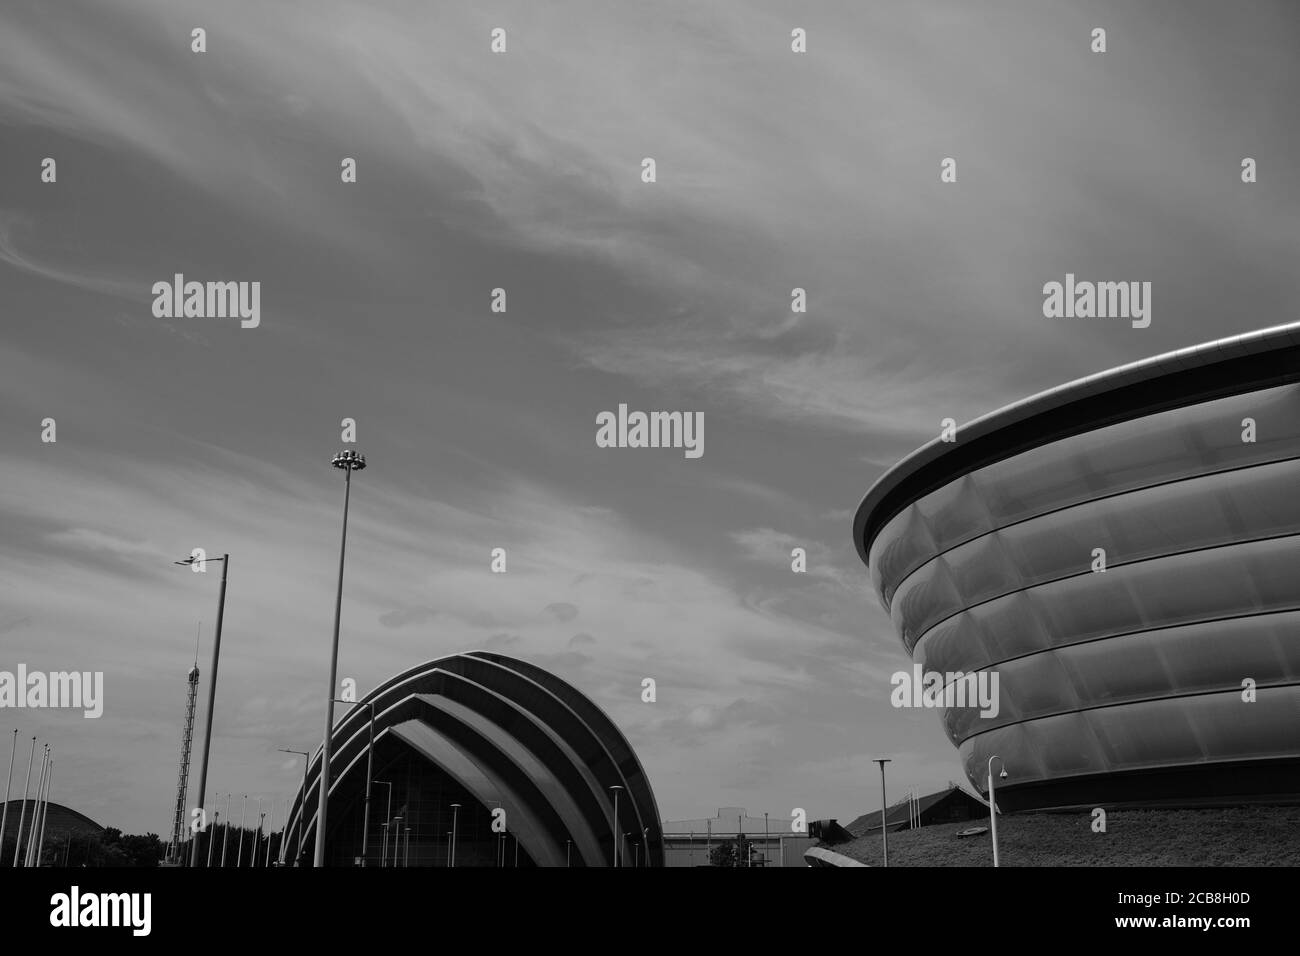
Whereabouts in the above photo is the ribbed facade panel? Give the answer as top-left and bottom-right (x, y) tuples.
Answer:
(856, 330), (1300, 810)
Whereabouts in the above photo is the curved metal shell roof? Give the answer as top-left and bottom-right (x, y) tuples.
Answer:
(854, 321), (1300, 565)
(286, 651), (663, 867)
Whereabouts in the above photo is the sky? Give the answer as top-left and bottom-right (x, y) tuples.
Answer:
(1, 0), (1298, 837)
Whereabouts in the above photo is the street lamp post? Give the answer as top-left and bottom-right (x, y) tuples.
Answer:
(449, 803), (461, 867)
(988, 755), (1007, 867)
(11, 736), (34, 867)
(314, 450), (367, 867)
(221, 794), (231, 867)
(608, 785), (624, 868)
(333, 698), (376, 866)
(34, 757), (53, 867)
(175, 552), (230, 868)
(266, 802), (275, 867)
(278, 749), (310, 865)
(236, 795), (247, 867)
(25, 744), (48, 867)
(255, 798), (265, 867)
(375, 781), (392, 866)
(873, 758), (892, 867)
(0, 729), (15, 864)
(207, 811), (219, 867)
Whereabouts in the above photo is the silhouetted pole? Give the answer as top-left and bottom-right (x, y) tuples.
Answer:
(25, 745), (48, 866)
(208, 810), (219, 867)
(257, 810), (266, 867)
(0, 729), (15, 860)
(449, 803), (460, 867)
(185, 553), (229, 867)
(266, 802), (275, 867)
(873, 758), (891, 867)
(608, 786), (624, 868)
(363, 701), (374, 865)
(11, 736), (34, 867)
(331, 698), (376, 866)
(236, 795), (247, 867)
(34, 758), (53, 866)
(314, 450), (366, 867)
(278, 750), (310, 864)
(988, 755), (1006, 867)
(221, 794), (231, 867)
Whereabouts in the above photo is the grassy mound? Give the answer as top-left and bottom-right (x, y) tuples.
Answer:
(834, 806), (1300, 866)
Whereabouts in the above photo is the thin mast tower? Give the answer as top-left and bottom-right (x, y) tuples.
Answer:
(168, 626), (202, 864)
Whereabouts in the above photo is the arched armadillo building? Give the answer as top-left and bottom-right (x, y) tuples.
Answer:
(285, 651), (663, 866)
(854, 323), (1300, 811)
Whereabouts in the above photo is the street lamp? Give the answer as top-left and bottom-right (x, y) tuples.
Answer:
(449, 803), (461, 867)
(313, 449), (367, 867)
(0, 729), (15, 868)
(374, 780), (393, 866)
(174, 551), (230, 868)
(608, 785), (624, 868)
(221, 793), (231, 867)
(254, 797), (265, 867)
(266, 801), (275, 867)
(207, 810), (219, 867)
(873, 758), (891, 867)
(988, 755), (1008, 867)
(236, 795), (247, 868)
(34, 756), (53, 867)
(11, 736), (34, 867)
(23, 744), (47, 867)
(334, 697), (376, 866)
(278, 749), (310, 865)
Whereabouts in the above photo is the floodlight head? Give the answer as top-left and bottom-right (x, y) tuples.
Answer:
(332, 449), (367, 471)
(1000, 768), (1009, 779)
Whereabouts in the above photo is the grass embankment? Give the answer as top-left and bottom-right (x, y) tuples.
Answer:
(835, 806), (1300, 866)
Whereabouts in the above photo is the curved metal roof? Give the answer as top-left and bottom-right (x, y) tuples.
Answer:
(286, 651), (664, 867)
(854, 322), (1300, 565)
